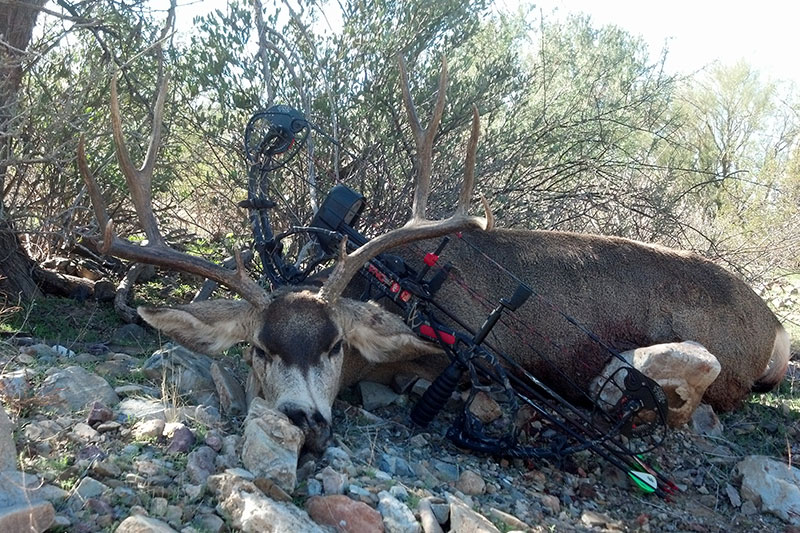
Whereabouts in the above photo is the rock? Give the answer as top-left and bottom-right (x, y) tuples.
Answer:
(133, 419), (166, 441)
(389, 485), (409, 501)
(193, 513), (225, 533)
(411, 379), (431, 397)
(0, 368), (33, 399)
(240, 398), (304, 492)
(323, 446), (353, 470)
(591, 341), (720, 427)
(300, 477), (320, 498)
(431, 459), (459, 482)
(378, 490), (420, 533)
(0, 501), (54, 533)
(187, 446), (217, 484)
(118, 398), (169, 421)
(209, 472), (325, 532)
(70, 422), (100, 442)
(112, 324), (149, 346)
(38, 366), (119, 412)
(725, 482), (741, 508)
(87, 402), (114, 428)
(455, 470), (486, 496)
(253, 477), (293, 502)
(116, 515), (178, 532)
(446, 492), (499, 533)
(359, 381), (399, 411)
(488, 508), (529, 531)
(0, 405), (17, 471)
(418, 498), (444, 533)
(379, 453), (415, 477)
(392, 373), (418, 394)
(307, 494), (385, 532)
(737, 455), (800, 525)
(211, 362), (246, 415)
(143, 344), (218, 407)
(320, 466), (347, 495)
(166, 425), (196, 454)
(539, 494), (560, 514)
(92, 460), (122, 479)
(73, 476), (109, 503)
(466, 391), (503, 424)
(691, 403), (724, 437)
(580, 510), (624, 530)
(21, 344), (57, 359)
(150, 496), (169, 517)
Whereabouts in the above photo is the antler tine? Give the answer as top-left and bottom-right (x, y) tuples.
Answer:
(110, 73), (167, 247)
(318, 58), (492, 303)
(78, 72), (272, 308)
(398, 55), (448, 221)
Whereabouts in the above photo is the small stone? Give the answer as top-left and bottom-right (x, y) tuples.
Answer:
(205, 434), (223, 452)
(0, 501), (55, 532)
(408, 434), (428, 448)
(389, 485), (409, 501)
(411, 379), (431, 397)
(447, 493), (498, 533)
(392, 374), (418, 394)
(151, 496), (169, 517)
(253, 477), (293, 502)
(194, 513), (225, 533)
(466, 391), (503, 424)
(741, 499), (758, 515)
(429, 502), (449, 525)
(307, 495), (385, 532)
(87, 402), (114, 428)
(431, 459), (459, 482)
(71, 422), (100, 442)
(691, 403), (724, 437)
(0, 369), (33, 400)
(85, 497), (114, 516)
(489, 507), (529, 530)
(38, 366), (118, 412)
(211, 362), (246, 415)
(348, 484), (372, 502)
(319, 466), (347, 495)
(540, 494), (560, 514)
(166, 426), (196, 454)
(92, 460), (122, 478)
(358, 381), (399, 411)
(725, 483), (741, 507)
(307, 479), (322, 496)
(96, 421), (121, 433)
(241, 399), (303, 493)
(379, 454), (415, 477)
(323, 447), (353, 470)
(184, 483), (204, 501)
(0, 406), (17, 471)
(455, 470), (486, 495)
(187, 446), (217, 484)
(133, 419), (165, 441)
(378, 490), (420, 533)
(116, 515), (178, 532)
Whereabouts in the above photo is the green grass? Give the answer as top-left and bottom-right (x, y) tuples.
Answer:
(1, 297), (123, 344)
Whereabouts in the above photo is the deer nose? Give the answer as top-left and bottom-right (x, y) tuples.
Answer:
(281, 406), (332, 454)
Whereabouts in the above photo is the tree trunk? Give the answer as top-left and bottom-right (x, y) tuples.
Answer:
(0, 0), (48, 301)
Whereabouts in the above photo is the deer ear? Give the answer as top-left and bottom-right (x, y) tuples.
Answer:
(138, 299), (263, 354)
(332, 299), (441, 363)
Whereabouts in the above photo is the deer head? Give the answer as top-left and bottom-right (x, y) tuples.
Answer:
(78, 57), (492, 453)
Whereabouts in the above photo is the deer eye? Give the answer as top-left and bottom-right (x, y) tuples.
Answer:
(329, 340), (343, 357)
(253, 346), (270, 361)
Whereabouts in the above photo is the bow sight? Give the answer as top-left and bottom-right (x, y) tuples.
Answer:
(241, 105), (677, 498)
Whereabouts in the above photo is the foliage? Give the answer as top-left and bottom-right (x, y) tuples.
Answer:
(0, 0), (798, 297)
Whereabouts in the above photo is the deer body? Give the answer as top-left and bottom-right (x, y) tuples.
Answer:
(341, 228), (790, 413)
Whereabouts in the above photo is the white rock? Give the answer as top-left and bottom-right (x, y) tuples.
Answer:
(0, 405), (17, 471)
(446, 492), (499, 533)
(591, 341), (721, 427)
(240, 398), (303, 492)
(378, 490), (420, 533)
(737, 455), (800, 525)
(208, 472), (325, 532)
(115, 515), (178, 532)
(38, 366), (119, 412)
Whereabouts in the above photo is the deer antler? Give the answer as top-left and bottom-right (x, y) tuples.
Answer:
(77, 74), (271, 308)
(318, 56), (493, 302)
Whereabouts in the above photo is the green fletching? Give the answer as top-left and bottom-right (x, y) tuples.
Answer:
(628, 471), (657, 493)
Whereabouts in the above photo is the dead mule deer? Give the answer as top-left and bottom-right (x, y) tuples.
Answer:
(79, 59), (790, 454)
